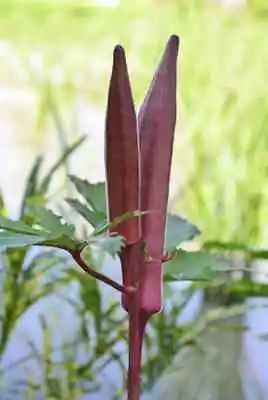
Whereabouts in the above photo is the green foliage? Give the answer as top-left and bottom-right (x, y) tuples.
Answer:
(144, 301), (190, 390)
(40, 135), (87, 194)
(66, 175), (150, 236)
(0, 143), (225, 399)
(68, 175), (106, 215)
(1, 172), (143, 255)
(68, 269), (102, 334)
(0, 247), (70, 356)
(247, 0), (268, 13)
(0, 135), (132, 398)
(0, 191), (5, 215)
(0, 174), (259, 399)
(2, 1), (268, 398)
(149, 305), (263, 400)
(65, 198), (105, 228)
(29, 205), (76, 239)
(0, 136), (85, 377)
(20, 135), (87, 218)
(0, 231), (48, 250)
(2, 0), (268, 246)
(14, 315), (98, 399)
(0, 207), (83, 252)
(0, 215), (45, 236)
(172, 4), (268, 247)
(20, 155), (44, 217)
(165, 214), (200, 252)
(164, 250), (228, 282)
(87, 235), (125, 258)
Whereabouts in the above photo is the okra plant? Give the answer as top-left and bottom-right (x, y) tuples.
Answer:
(0, 35), (224, 399)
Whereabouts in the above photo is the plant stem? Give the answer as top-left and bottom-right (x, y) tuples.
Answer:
(127, 304), (148, 400)
(125, 243), (149, 400)
(127, 292), (141, 400)
(70, 250), (126, 293)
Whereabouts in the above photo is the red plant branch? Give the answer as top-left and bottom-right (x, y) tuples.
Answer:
(70, 250), (126, 293)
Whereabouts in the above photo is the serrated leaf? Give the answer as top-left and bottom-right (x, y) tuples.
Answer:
(0, 216), (44, 236)
(68, 175), (106, 214)
(65, 198), (106, 228)
(165, 214), (200, 252)
(89, 235), (125, 257)
(40, 135), (87, 194)
(0, 208), (85, 252)
(29, 205), (76, 240)
(164, 250), (226, 281)
(0, 231), (48, 251)
(24, 206), (86, 251)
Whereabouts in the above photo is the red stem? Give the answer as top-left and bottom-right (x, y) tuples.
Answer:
(70, 250), (126, 293)
(71, 247), (149, 400)
(125, 243), (149, 400)
(127, 293), (141, 400)
(127, 298), (148, 400)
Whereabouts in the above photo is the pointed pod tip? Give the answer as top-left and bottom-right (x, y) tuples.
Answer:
(167, 34), (180, 55)
(156, 34), (179, 71)
(169, 34), (179, 45)
(113, 45), (126, 60)
(112, 45), (128, 75)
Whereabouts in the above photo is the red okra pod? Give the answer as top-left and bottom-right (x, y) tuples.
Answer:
(105, 45), (141, 244)
(105, 35), (179, 316)
(104, 36), (179, 400)
(105, 45), (141, 310)
(138, 35), (179, 314)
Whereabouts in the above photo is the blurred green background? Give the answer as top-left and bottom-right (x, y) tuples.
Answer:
(2, 0), (268, 245)
(1, 0), (268, 399)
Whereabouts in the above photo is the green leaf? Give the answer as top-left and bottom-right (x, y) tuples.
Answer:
(40, 135), (87, 193)
(0, 216), (44, 236)
(165, 214), (200, 252)
(0, 231), (47, 251)
(68, 175), (106, 214)
(0, 207), (85, 252)
(65, 198), (106, 228)
(88, 235), (125, 257)
(29, 205), (76, 240)
(20, 155), (44, 217)
(164, 250), (226, 281)
(27, 205), (85, 251)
